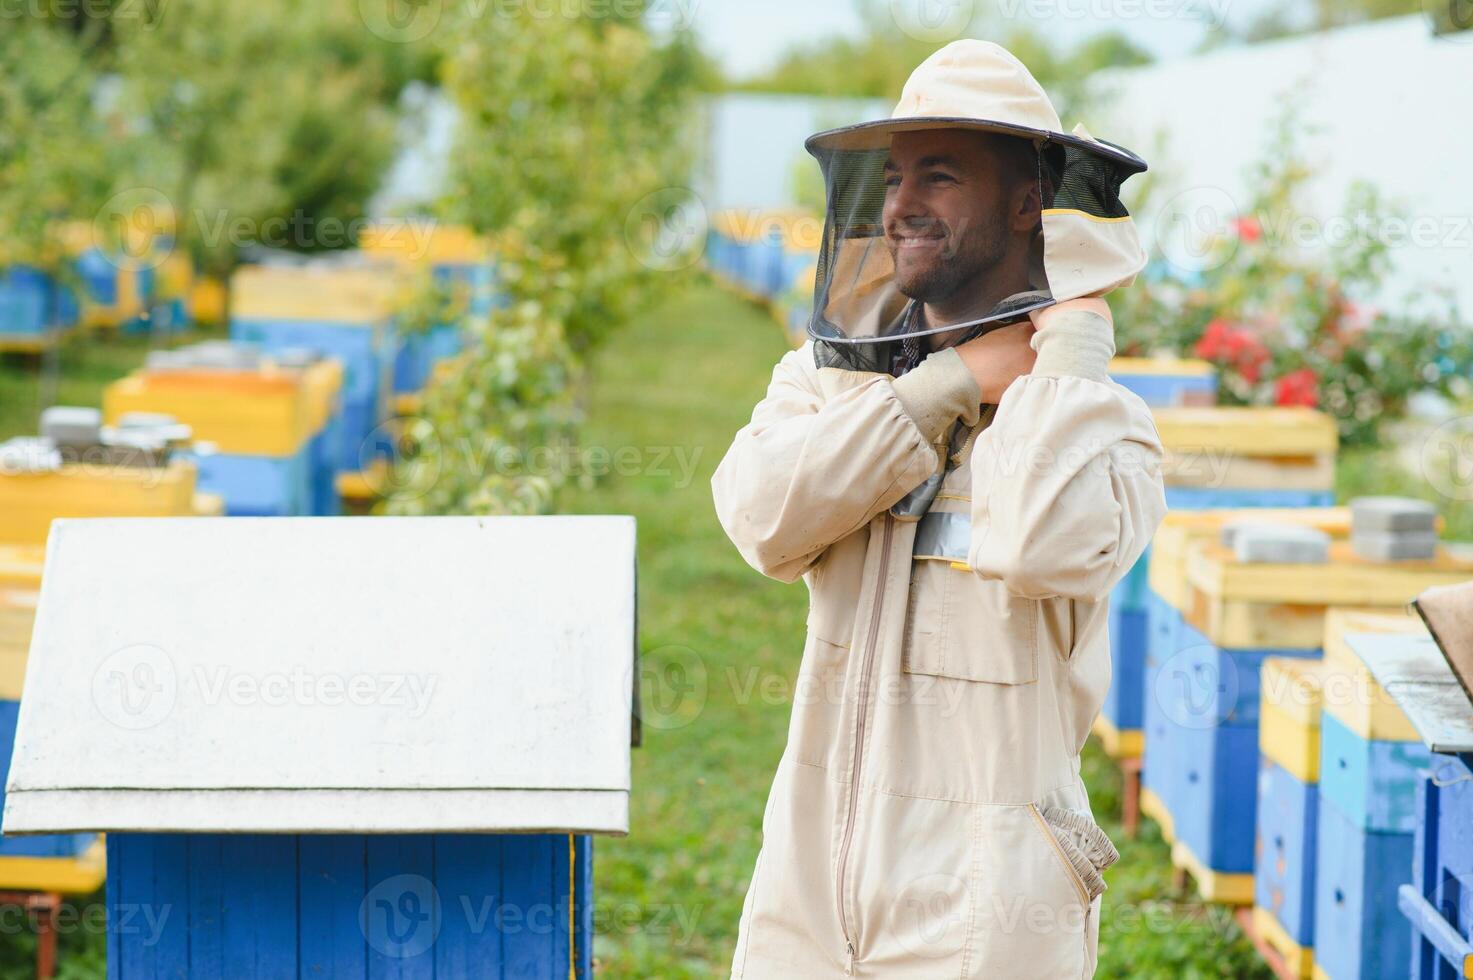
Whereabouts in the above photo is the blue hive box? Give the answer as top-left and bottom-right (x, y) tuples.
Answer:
(1255, 758), (1319, 947)
(1403, 753), (1473, 979)
(1314, 795), (1414, 980)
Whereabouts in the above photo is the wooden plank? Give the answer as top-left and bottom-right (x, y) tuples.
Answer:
(433, 835), (504, 979)
(1152, 407), (1338, 457)
(112, 835), (189, 980)
(1187, 541), (1473, 606)
(1343, 633), (1473, 753)
(1162, 452), (1334, 492)
(299, 835), (368, 978)
(185, 835), (226, 977)
(221, 836), (298, 979)
(503, 834), (557, 979)
(366, 836), (437, 980)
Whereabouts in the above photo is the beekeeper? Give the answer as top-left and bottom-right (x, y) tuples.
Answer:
(712, 40), (1169, 979)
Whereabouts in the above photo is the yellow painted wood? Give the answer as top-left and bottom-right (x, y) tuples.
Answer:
(710, 209), (821, 250)
(1261, 700), (1320, 782)
(0, 588), (36, 701)
(1140, 787), (1175, 843)
(1110, 356), (1215, 377)
(336, 458), (391, 503)
(104, 359), (339, 457)
(230, 264), (407, 324)
(1152, 407), (1339, 457)
(359, 221), (492, 265)
(1149, 508), (1352, 612)
(1252, 906), (1316, 979)
(0, 839), (106, 895)
(1184, 587), (1328, 650)
(1172, 840), (1255, 905)
(1320, 608), (1428, 742)
(192, 493), (225, 518)
(394, 392), (424, 417)
(190, 276), (228, 326)
(0, 461), (198, 546)
(1091, 715), (1143, 759)
(0, 334), (58, 354)
(0, 545), (44, 589)
(1162, 452), (1335, 492)
(1187, 542), (1473, 607)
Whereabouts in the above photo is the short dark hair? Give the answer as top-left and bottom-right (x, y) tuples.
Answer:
(982, 132), (1056, 208)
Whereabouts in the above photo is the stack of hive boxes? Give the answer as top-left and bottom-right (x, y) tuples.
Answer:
(359, 221), (493, 404)
(1151, 513), (1473, 912)
(0, 406), (215, 894)
(1315, 608), (1438, 980)
(1103, 408), (1340, 773)
(104, 341), (343, 516)
(1251, 608), (1429, 978)
(1097, 358), (1218, 759)
(229, 262), (405, 502)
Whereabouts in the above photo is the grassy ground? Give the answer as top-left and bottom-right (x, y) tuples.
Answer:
(562, 280), (1270, 978)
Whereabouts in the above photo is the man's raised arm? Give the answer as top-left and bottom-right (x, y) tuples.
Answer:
(711, 340), (980, 582)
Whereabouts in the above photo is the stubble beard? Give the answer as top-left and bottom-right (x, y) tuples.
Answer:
(890, 215), (1009, 306)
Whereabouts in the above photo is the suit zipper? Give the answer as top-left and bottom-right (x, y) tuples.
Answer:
(836, 512), (894, 972)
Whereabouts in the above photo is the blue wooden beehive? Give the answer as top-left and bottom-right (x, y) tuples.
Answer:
(3, 516), (637, 979)
(1340, 627), (1473, 980)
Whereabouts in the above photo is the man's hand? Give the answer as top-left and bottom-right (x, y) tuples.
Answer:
(953, 321), (1037, 404)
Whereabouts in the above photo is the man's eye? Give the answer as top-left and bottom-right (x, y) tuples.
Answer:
(884, 176), (901, 188)
(928, 173), (956, 184)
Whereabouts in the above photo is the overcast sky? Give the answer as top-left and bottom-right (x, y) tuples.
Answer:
(684, 0), (1288, 80)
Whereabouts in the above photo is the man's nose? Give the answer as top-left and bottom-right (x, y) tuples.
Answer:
(884, 175), (929, 229)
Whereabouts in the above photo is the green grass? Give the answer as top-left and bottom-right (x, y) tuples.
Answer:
(562, 280), (1270, 978)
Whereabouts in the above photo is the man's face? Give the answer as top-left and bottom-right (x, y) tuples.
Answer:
(882, 129), (1030, 305)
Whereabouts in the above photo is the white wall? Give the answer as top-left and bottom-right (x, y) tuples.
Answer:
(1087, 16), (1473, 316)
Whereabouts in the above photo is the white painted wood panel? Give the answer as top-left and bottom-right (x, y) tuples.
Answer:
(4, 516), (636, 833)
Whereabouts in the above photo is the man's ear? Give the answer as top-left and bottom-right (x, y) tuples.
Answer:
(1010, 179), (1042, 235)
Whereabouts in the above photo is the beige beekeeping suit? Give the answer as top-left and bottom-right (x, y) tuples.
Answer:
(712, 303), (1166, 977)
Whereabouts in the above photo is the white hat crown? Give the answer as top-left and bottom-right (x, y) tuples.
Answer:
(892, 40), (1062, 134)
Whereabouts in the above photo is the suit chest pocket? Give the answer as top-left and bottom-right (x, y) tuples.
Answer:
(902, 558), (1039, 685)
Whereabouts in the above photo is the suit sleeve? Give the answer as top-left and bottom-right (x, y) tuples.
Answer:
(966, 309), (1168, 601)
(712, 341), (981, 583)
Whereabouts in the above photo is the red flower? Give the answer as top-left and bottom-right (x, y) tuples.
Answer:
(1233, 216), (1262, 243)
(1194, 319), (1235, 360)
(1275, 368), (1318, 407)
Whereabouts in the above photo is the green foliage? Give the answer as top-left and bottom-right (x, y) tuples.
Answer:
(1110, 114), (1472, 447)
(732, 4), (1151, 119)
(0, 20), (118, 270)
(390, 8), (700, 516)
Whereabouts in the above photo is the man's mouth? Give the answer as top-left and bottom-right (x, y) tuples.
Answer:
(892, 232), (947, 250)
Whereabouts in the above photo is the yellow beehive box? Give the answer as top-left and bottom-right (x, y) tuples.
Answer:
(359, 221), (492, 266)
(1320, 607), (1428, 741)
(1184, 542), (1473, 649)
(104, 359), (341, 457)
(230, 264), (407, 325)
(1152, 407), (1339, 491)
(1149, 507), (1353, 612)
(1260, 657), (1328, 782)
(1110, 356), (1215, 377)
(0, 460), (198, 547)
(0, 588), (37, 700)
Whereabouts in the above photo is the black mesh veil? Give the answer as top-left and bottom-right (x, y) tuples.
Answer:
(804, 125), (1146, 372)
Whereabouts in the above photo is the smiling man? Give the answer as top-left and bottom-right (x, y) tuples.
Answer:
(712, 40), (1168, 978)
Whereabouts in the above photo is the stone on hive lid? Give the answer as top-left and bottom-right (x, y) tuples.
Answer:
(1352, 530), (1438, 562)
(0, 438), (61, 474)
(38, 407), (101, 449)
(1232, 524), (1331, 564)
(1350, 496), (1437, 533)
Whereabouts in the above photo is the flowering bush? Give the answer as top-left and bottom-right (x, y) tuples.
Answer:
(1111, 117), (1472, 446)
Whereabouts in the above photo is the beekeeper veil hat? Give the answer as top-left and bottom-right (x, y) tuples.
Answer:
(804, 39), (1148, 371)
